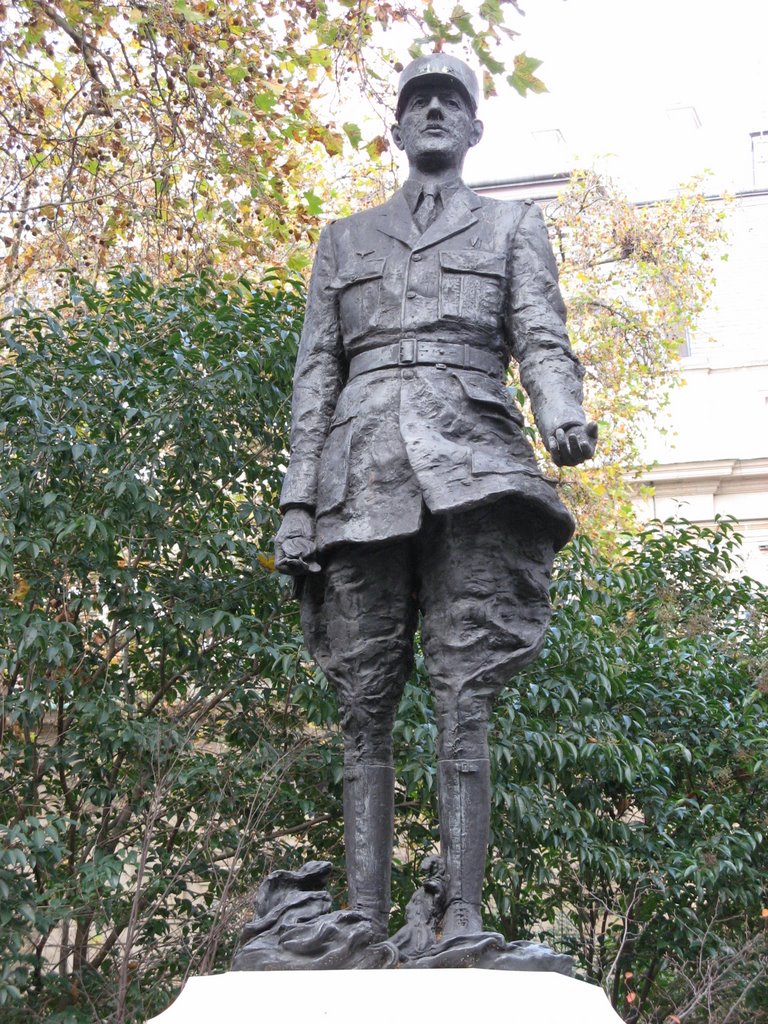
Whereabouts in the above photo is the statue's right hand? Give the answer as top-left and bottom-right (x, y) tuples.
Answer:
(274, 508), (321, 576)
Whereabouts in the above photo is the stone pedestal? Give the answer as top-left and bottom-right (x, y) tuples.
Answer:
(147, 968), (623, 1023)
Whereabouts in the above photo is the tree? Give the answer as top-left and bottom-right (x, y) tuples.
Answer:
(493, 519), (767, 1021)
(531, 171), (727, 541)
(2, 274), (765, 1023)
(0, 271), (343, 1021)
(0, 0), (537, 294)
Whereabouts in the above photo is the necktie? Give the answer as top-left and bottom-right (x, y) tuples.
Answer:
(414, 185), (440, 232)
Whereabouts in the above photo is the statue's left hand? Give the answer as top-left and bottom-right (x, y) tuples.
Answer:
(547, 421), (599, 467)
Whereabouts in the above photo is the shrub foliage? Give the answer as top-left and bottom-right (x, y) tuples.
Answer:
(1, 274), (766, 1022)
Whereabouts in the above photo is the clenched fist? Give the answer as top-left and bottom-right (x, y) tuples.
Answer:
(547, 421), (599, 467)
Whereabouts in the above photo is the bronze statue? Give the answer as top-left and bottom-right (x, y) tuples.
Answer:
(274, 54), (597, 943)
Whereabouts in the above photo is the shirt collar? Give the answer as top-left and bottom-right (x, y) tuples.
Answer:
(401, 177), (463, 214)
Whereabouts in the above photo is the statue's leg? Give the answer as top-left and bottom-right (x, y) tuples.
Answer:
(418, 500), (556, 939)
(302, 539), (416, 938)
(342, 762), (395, 939)
(435, 755), (490, 935)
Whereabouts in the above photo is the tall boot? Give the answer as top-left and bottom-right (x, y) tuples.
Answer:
(343, 762), (395, 939)
(437, 757), (491, 937)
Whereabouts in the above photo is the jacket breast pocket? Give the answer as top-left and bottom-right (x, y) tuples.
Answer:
(316, 414), (354, 516)
(334, 259), (386, 342)
(439, 250), (506, 329)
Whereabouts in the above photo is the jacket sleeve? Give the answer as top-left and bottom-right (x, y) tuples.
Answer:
(506, 201), (586, 445)
(279, 225), (345, 510)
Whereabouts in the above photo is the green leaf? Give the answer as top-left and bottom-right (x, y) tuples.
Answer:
(450, 5), (476, 37)
(342, 122), (362, 149)
(479, 0), (505, 26)
(303, 191), (323, 216)
(507, 52), (548, 97)
(253, 92), (278, 113)
(225, 65), (248, 85)
(174, 0), (205, 24)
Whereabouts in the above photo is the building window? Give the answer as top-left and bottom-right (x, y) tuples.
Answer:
(678, 328), (692, 359)
(751, 131), (768, 188)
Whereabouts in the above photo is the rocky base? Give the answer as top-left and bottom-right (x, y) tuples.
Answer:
(231, 859), (572, 975)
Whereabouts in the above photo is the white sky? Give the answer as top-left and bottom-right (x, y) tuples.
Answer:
(381, 0), (768, 199)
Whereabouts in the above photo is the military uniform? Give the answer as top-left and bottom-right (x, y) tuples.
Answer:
(277, 55), (592, 939)
(281, 183), (585, 550)
(281, 179), (587, 699)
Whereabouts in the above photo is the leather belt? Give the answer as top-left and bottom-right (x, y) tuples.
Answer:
(348, 340), (503, 380)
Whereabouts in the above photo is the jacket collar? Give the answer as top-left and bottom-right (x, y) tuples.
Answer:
(375, 183), (482, 250)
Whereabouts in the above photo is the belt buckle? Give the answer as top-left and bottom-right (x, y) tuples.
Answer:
(399, 339), (416, 365)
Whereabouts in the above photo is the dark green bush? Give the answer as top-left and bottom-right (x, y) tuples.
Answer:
(1, 273), (765, 1022)
(0, 271), (342, 1022)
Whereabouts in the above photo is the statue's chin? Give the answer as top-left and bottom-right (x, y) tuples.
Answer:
(411, 150), (464, 175)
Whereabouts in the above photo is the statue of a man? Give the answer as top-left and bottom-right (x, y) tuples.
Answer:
(274, 55), (597, 941)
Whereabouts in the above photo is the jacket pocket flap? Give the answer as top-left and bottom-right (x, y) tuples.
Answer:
(457, 374), (524, 425)
(439, 250), (506, 277)
(333, 258), (386, 290)
(328, 411), (355, 430)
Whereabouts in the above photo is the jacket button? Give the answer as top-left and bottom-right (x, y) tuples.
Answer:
(402, 369), (414, 380)
(406, 290), (416, 299)
(412, 254), (422, 262)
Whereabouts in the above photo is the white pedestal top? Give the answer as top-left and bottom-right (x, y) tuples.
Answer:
(147, 968), (623, 1023)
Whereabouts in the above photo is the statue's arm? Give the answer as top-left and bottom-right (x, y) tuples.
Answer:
(275, 225), (345, 574)
(506, 202), (597, 466)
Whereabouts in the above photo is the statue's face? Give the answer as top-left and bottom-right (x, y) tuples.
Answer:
(391, 83), (483, 172)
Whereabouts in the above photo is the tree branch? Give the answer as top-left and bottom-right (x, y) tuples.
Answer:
(34, 1), (110, 102)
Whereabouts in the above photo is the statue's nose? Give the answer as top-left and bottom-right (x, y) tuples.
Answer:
(426, 96), (444, 116)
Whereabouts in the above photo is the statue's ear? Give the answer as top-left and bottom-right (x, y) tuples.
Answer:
(391, 123), (405, 152)
(469, 119), (484, 149)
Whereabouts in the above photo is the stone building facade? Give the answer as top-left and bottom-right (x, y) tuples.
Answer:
(634, 190), (768, 582)
(471, 178), (768, 582)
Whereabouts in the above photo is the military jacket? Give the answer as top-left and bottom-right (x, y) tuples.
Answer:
(279, 184), (586, 552)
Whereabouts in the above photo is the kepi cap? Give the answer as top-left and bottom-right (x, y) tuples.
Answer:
(396, 54), (480, 118)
